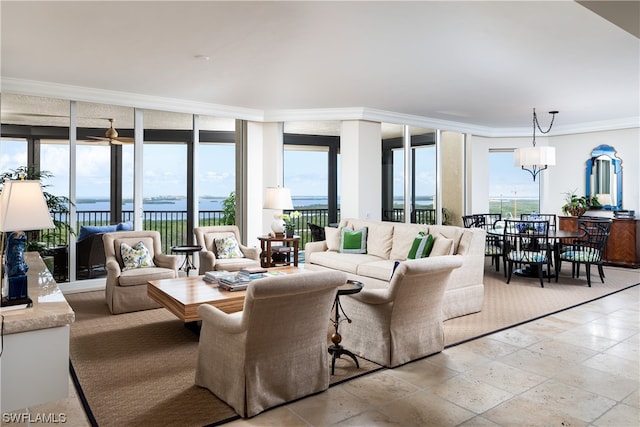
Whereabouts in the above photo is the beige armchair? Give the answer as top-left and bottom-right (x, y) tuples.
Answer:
(195, 270), (347, 418)
(339, 255), (463, 367)
(103, 230), (179, 314)
(194, 225), (260, 273)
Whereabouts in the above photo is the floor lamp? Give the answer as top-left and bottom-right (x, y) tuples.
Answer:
(0, 180), (55, 308)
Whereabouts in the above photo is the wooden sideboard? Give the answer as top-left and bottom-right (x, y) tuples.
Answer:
(558, 216), (640, 268)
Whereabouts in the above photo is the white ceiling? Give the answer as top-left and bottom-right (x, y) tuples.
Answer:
(1, 1), (638, 136)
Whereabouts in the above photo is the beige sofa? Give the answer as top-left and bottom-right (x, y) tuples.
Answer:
(304, 218), (486, 320)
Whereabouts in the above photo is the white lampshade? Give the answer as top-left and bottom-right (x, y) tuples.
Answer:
(0, 180), (55, 232)
(514, 146), (556, 167)
(263, 187), (294, 210)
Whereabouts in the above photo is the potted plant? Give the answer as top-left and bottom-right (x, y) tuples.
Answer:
(281, 211), (302, 238)
(561, 189), (596, 217)
(0, 166), (74, 276)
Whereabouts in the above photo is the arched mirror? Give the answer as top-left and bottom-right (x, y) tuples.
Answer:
(586, 144), (622, 211)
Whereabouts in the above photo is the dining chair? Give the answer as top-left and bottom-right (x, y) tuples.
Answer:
(464, 214), (505, 274)
(555, 217), (612, 286)
(521, 213), (557, 231)
(503, 219), (553, 288)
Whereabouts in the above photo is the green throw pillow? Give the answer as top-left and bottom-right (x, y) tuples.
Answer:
(120, 241), (155, 271)
(407, 232), (434, 259)
(340, 227), (368, 254)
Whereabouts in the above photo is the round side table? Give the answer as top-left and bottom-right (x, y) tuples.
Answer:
(328, 279), (363, 375)
(170, 245), (202, 276)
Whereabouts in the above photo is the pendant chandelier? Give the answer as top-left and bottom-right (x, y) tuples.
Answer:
(514, 108), (558, 181)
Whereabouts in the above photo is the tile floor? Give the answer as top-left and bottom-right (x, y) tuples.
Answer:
(5, 286), (638, 427)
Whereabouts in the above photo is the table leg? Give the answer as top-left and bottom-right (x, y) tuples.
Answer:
(328, 294), (360, 374)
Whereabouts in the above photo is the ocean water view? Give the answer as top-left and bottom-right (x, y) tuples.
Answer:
(75, 196), (332, 212)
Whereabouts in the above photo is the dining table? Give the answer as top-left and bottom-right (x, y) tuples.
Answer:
(487, 227), (587, 279)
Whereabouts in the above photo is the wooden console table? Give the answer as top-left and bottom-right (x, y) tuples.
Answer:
(559, 216), (639, 268)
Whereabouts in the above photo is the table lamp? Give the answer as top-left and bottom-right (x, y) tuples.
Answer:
(263, 186), (293, 237)
(0, 180), (55, 308)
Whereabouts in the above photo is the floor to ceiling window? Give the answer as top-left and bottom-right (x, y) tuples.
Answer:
(489, 149), (540, 218)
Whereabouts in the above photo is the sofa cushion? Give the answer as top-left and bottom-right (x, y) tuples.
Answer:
(78, 224), (118, 241)
(340, 227), (368, 254)
(430, 235), (454, 256)
(389, 224), (430, 260)
(118, 267), (176, 286)
(120, 241), (156, 270)
(325, 226), (341, 251)
(357, 259), (397, 281)
(214, 236), (244, 259)
(307, 251), (382, 274)
(407, 232), (434, 259)
(428, 226), (463, 254)
(344, 219), (394, 259)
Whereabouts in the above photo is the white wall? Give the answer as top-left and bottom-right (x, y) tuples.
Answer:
(469, 128), (639, 215)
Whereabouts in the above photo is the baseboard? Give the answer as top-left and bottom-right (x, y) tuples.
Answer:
(59, 279), (106, 295)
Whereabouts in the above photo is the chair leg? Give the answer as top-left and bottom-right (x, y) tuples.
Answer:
(506, 261), (513, 284)
(585, 264), (592, 287)
(555, 259), (561, 282)
(538, 264), (544, 288)
(598, 265), (606, 282)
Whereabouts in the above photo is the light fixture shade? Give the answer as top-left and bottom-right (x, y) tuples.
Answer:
(0, 180), (55, 232)
(263, 187), (294, 210)
(514, 146), (556, 167)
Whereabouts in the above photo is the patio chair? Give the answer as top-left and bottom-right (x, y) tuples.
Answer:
(555, 217), (612, 286)
(195, 270), (347, 418)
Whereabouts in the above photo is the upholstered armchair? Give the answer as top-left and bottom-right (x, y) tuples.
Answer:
(195, 270), (347, 418)
(338, 256), (463, 368)
(103, 230), (179, 314)
(194, 225), (260, 273)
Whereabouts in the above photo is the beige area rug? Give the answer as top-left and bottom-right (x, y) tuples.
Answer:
(444, 260), (640, 347)
(66, 291), (380, 427)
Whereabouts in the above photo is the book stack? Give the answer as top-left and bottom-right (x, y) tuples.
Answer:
(203, 270), (233, 284)
(237, 267), (268, 281)
(218, 274), (252, 292)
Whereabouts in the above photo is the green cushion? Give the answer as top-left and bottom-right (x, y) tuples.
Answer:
(407, 232), (434, 259)
(340, 227), (367, 254)
(120, 241), (155, 271)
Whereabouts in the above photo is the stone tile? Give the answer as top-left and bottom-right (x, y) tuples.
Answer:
(593, 403), (640, 427)
(519, 379), (616, 423)
(622, 390), (640, 408)
(483, 395), (585, 426)
(498, 348), (575, 378)
(553, 327), (621, 352)
(457, 415), (501, 426)
(603, 338), (640, 363)
(582, 352), (640, 381)
(226, 407), (307, 426)
(464, 360), (547, 394)
(331, 409), (406, 427)
(548, 305), (607, 324)
(429, 375), (514, 414)
(427, 345), (493, 373)
(486, 328), (545, 348)
(383, 358), (458, 389)
(525, 337), (598, 362)
(378, 390), (475, 427)
(340, 371), (419, 407)
(287, 385), (371, 426)
(572, 321), (638, 342)
(554, 364), (639, 401)
(455, 336), (521, 360)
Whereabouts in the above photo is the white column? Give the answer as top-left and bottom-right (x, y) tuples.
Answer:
(340, 120), (381, 220)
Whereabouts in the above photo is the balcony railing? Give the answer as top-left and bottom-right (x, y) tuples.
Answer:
(45, 207), (436, 254)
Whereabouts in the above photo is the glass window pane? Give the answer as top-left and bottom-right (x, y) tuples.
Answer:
(489, 150), (540, 218)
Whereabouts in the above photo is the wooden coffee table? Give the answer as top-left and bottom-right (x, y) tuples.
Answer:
(147, 266), (300, 323)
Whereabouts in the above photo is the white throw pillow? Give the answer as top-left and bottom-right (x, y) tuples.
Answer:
(214, 236), (244, 259)
(120, 241), (155, 271)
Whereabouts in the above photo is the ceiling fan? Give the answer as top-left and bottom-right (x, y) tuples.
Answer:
(87, 119), (134, 145)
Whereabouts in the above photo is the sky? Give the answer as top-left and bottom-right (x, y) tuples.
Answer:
(1, 139), (538, 200)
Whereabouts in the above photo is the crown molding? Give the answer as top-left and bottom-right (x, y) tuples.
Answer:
(2, 78), (638, 136)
